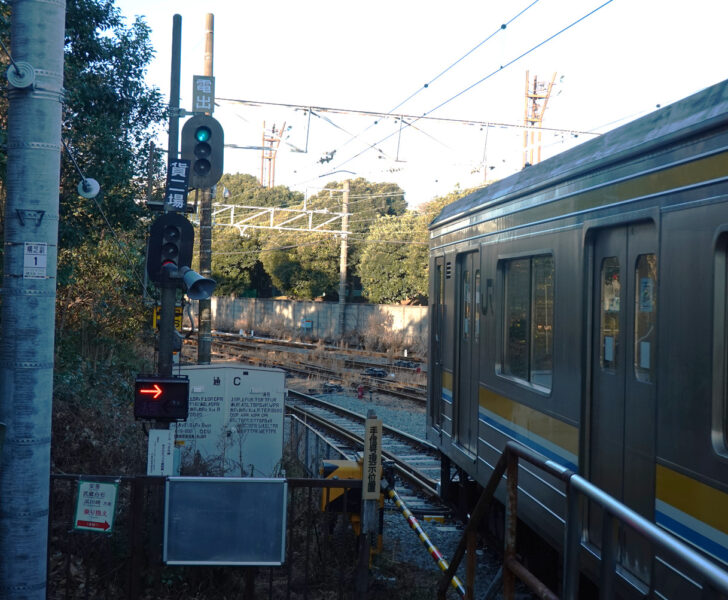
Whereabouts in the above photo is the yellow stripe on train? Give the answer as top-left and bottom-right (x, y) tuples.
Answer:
(656, 464), (728, 536)
(479, 387), (579, 458)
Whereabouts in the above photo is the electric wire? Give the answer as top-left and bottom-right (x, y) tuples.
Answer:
(327, 0), (544, 158)
(331, 0), (614, 172)
(386, 0), (542, 115)
(61, 138), (156, 299)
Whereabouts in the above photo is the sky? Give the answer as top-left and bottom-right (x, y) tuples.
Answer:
(113, 0), (728, 208)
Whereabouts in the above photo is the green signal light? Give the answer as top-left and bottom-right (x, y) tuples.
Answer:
(195, 126), (211, 143)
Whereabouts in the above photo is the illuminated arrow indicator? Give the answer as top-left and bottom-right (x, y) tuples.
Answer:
(139, 384), (163, 400)
(134, 375), (189, 421)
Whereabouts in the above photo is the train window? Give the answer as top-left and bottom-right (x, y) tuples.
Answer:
(503, 255), (554, 389)
(634, 254), (657, 383)
(600, 257), (620, 370)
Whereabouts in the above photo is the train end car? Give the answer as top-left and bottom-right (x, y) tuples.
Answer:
(427, 78), (728, 597)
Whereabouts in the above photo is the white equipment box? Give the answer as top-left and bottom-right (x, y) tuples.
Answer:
(177, 363), (285, 477)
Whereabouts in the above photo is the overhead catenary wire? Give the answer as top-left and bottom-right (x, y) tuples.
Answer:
(330, 0), (614, 173)
(324, 0), (545, 158)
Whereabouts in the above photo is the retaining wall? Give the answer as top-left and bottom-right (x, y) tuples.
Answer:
(206, 296), (428, 349)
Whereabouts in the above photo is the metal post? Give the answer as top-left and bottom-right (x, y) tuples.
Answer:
(158, 15), (183, 375)
(197, 13), (214, 364)
(337, 180), (349, 344)
(562, 482), (581, 600)
(168, 15), (181, 163)
(0, 0), (66, 597)
(503, 452), (518, 599)
(158, 282), (177, 376)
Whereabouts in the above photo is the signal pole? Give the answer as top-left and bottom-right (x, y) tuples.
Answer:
(0, 1), (66, 597)
(159, 14), (183, 377)
(198, 13), (214, 364)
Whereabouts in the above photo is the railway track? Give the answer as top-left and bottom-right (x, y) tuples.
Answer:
(286, 389), (448, 516)
(186, 331), (428, 403)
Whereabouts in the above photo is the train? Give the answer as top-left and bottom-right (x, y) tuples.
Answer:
(427, 78), (728, 597)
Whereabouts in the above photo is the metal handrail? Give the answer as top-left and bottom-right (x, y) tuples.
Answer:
(438, 440), (728, 599)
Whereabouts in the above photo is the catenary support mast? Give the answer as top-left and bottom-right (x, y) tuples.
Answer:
(0, 1), (66, 597)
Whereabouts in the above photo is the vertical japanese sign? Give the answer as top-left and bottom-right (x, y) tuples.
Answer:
(73, 480), (119, 533)
(193, 75), (215, 114)
(164, 159), (191, 212)
(362, 415), (382, 500)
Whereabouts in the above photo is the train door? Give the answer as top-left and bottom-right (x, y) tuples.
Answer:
(590, 222), (657, 580)
(430, 257), (444, 430)
(455, 251), (481, 455)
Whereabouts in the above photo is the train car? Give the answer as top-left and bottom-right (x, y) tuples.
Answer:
(427, 78), (728, 597)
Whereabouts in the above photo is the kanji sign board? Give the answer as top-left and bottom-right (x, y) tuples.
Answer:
(73, 480), (119, 533)
(362, 416), (382, 500)
(164, 159), (191, 212)
(192, 75), (215, 113)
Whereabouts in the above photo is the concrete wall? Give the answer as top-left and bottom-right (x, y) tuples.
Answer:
(206, 296), (428, 349)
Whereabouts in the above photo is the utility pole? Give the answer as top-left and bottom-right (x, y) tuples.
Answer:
(198, 13), (214, 364)
(522, 71), (557, 168)
(260, 121), (285, 188)
(159, 14), (183, 377)
(0, 1), (66, 597)
(337, 180), (349, 344)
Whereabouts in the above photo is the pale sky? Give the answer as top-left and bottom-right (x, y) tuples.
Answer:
(114, 0), (728, 207)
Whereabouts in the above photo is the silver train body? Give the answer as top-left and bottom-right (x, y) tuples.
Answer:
(427, 79), (728, 597)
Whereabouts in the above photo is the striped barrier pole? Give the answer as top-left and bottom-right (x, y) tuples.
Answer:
(385, 485), (466, 597)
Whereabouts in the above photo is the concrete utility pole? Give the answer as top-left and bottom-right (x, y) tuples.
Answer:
(159, 14), (183, 377)
(337, 180), (349, 344)
(198, 13), (214, 365)
(0, 1), (66, 597)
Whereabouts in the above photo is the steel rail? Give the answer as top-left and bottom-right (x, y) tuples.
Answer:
(286, 395), (440, 498)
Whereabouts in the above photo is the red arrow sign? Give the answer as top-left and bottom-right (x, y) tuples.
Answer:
(139, 384), (162, 400)
(76, 520), (110, 531)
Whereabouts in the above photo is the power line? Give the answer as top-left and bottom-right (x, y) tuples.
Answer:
(218, 96), (596, 137)
(331, 0), (614, 172)
(387, 0), (543, 115)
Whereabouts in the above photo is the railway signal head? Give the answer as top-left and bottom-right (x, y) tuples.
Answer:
(146, 212), (194, 284)
(181, 115), (224, 189)
(134, 375), (189, 421)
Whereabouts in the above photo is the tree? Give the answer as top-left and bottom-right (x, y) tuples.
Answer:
(60, 0), (166, 249)
(357, 187), (472, 304)
(208, 173), (304, 296)
(260, 231), (340, 299)
(357, 212), (429, 304)
(1, 1), (166, 385)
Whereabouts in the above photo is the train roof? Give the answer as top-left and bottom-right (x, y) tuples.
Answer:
(430, 78), (728, 231)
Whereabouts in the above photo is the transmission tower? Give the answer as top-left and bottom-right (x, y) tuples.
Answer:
(260, 120), (286, 187)
(523, 71), (557, 168)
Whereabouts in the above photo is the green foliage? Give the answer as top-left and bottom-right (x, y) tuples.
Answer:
(357, 212), (429, 303)
(260, 231), (340, 299)
(61, 0), (166, 249)
(208, 173), (304, 296)
(210, 225), (271, 296)
(56, 235), (151, 362)
(357, 188), (470, 304)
